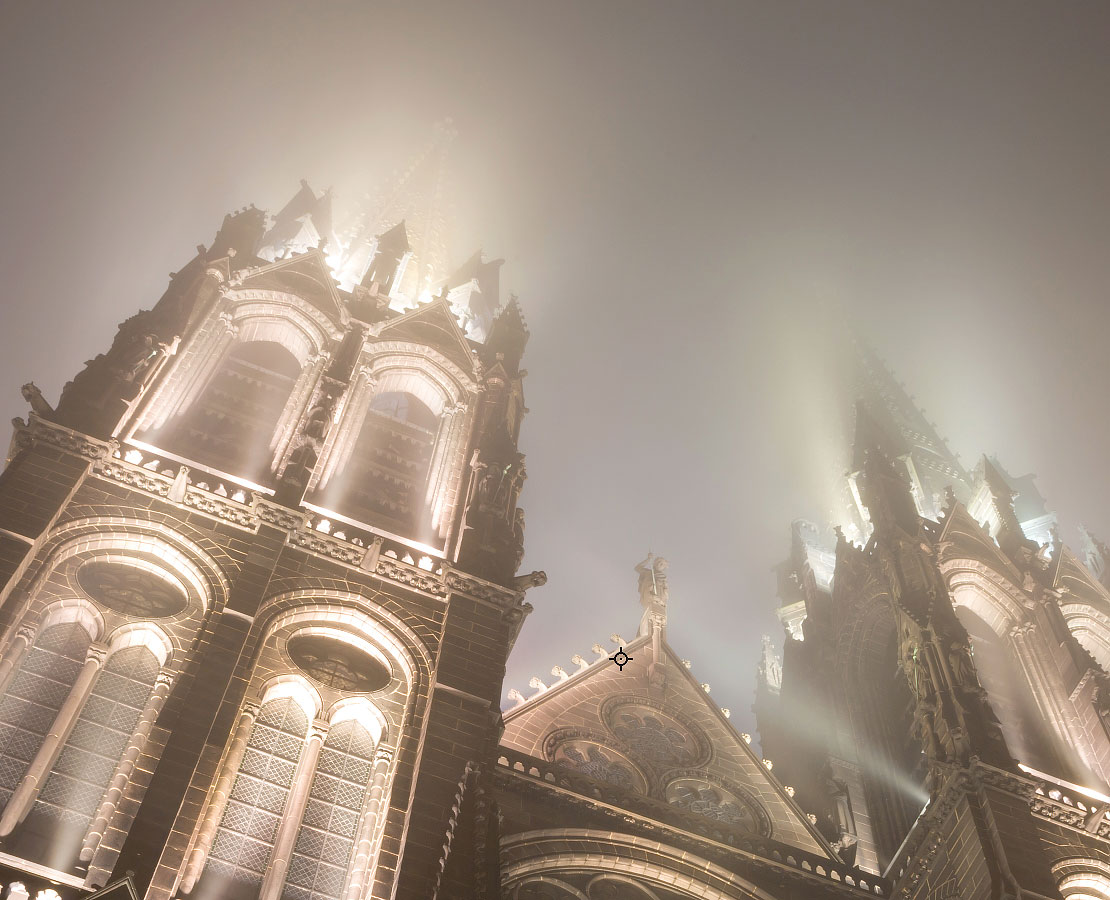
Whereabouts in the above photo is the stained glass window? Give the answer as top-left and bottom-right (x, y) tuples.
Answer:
(0, 623), (90, 811)
(200, 697), (308, 900)
(281, 719), (375, 900)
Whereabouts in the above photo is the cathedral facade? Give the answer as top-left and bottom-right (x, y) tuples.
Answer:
(0, 184), (1108, 900)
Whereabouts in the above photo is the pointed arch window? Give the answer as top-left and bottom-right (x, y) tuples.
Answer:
(317, 391), (439, 536)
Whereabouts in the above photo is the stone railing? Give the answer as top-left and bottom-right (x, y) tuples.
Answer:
(495, 747), (887, 896)
(1025, 771), (1110, 837)
(84, 443), (526, 611)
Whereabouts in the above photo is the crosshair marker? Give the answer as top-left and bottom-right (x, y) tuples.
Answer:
(609, 647), (633, 670)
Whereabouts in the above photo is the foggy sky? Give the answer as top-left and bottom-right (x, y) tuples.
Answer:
(2, 1), (1109, 736)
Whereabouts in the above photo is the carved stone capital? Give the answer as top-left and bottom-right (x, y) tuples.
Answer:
(87, 643), (111, 666)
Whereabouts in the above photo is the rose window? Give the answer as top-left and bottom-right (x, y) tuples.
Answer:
(551, 740), (647, 794)
(77, 561), (188, 618)
(287, 634), (391, 693)
(665, 777), (767, 834)
(608, 704), (701, 767)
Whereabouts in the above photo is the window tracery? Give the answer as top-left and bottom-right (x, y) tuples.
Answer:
(0, 623), (91, 811)
(181, 605), (413, 900)
(544, 732), (648, 795)
(287, 634), (391, 694)
(282, 718), (377, 900)
(601, 699), (710, 770)
(663, 777), (769, 836)
(200, 697), (310, 899)
(10, 644), (160, 867)
(76, 561), (188, 619)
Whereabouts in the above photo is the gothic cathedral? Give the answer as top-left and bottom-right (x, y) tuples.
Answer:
(0, 183), (1108, 900)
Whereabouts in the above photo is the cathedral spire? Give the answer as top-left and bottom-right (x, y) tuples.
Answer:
(851, 339), (970, 519)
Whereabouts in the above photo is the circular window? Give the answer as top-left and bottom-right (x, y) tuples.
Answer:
(77, 561), (188, 618)
(664, 776), (769, 835)
(604, 700), (709, 768)
(549, 737), (649, 794)
(287, 633), (391, 692)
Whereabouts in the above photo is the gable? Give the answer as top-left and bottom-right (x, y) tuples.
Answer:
(501, 633), (833, 857)
(377, 298), (477, 374)
(238, 251), (347, 326)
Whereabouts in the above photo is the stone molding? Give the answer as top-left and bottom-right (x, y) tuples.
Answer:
(493, 752), (889, 896)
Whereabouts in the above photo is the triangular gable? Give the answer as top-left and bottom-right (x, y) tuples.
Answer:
(237, 250), (348, 327)
(376, 297), (477, 374)
(501, 632), (836, 858)
(939, 502), (1025, 582)
(1054, 545), (1110, 611)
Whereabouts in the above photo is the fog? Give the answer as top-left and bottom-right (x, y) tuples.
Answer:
(1, 1), (1108, 734)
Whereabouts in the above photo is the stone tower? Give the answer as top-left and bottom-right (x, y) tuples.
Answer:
(0, 182), (544, 900)
(758, 352), (1110, 898)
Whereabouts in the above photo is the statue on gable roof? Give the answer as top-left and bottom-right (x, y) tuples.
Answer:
(635, 553), (669, 616)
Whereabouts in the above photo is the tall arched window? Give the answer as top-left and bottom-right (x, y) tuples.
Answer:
(156, 340), (303, 484)
(955, 607), (1064, 776)
(317, 391), (438, 536)
(1054, 858), (1110, 900)
(180, 609), (409, 900)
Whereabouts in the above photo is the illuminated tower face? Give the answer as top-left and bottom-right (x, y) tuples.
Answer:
(0, 185), (542, 900)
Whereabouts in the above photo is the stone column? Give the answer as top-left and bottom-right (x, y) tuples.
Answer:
(0, 641), (109, 836)
(270, 354), (327, 471)
(313, 368), (374, 493)
(179, 701), (260, 894)
(258, 719), (329, 900)
(1009, 623), (1087, 759)
(342, 746), (394, 900)
(438, 403), (477, 547)
(424, 403), (459, 511)
(82, 670), (174, 862)
(0, 625), (37, 699)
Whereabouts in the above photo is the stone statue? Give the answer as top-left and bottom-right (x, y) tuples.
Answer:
(947, 639), (978, 692)
(20, 383), (53, 417)
(635, 553), (669, 613)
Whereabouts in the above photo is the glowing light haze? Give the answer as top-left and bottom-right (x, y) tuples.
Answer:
(1, 2), (1109, 736)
